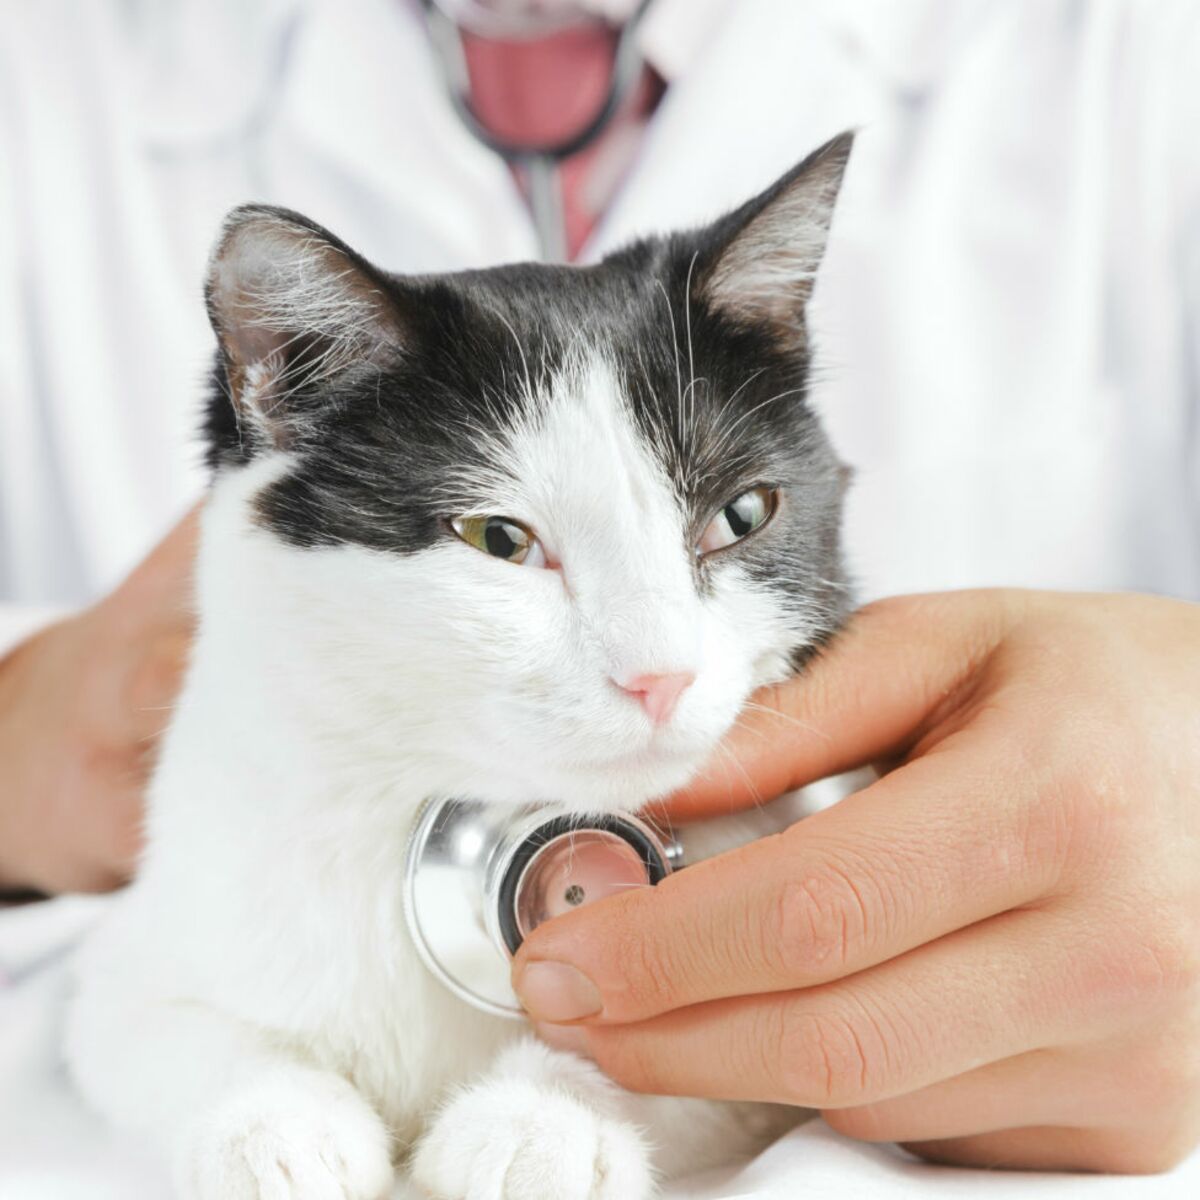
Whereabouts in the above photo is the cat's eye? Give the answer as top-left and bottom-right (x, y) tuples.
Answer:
(452, 515), (546, 567)
(697, 486), (778, 556)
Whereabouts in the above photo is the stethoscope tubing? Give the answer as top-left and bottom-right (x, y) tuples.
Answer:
(419, 0), (655, 260)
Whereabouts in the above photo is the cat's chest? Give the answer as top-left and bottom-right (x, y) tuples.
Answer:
(194, 845), (517, 1127)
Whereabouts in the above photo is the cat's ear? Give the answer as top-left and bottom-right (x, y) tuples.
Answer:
(205, 205), (407, 446)
(695, 131), (853, 338)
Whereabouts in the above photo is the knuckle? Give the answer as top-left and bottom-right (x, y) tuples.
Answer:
(1088, 912), (1200, 1017)
(766, 849), (878, 982)
(766, 876), (848, 980)
(776, 1004), (885, 1107)
(1013, 768), (1089, 887)
(1009, 739), (1140, 894)
(1140, 915), (1200, 1000)
(1128, 944), (1193, 1013)
(621, 930), (680, 1015)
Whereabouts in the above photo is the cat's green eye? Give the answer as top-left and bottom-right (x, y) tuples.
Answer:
(452, 515), (546, 568)
(698, 486), (778, 556)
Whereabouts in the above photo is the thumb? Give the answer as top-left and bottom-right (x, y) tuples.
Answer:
(658, 590), (1021, 821)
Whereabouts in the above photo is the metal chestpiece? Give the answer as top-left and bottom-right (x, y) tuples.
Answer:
(403, 798), (683, 1018)
(403, 773), (870, 1018)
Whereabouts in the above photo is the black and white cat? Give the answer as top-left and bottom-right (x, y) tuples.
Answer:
(66, 132), (854, 1200)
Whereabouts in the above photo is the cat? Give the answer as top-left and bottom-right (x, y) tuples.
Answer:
(65, 130), (854, 1200)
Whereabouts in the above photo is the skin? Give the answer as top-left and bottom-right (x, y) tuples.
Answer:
(514, 591), (1200, 1174)
(4, 525), (1197, 1172)
(0, 508), (197, 894)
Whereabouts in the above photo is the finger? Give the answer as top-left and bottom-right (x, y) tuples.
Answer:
(824, 1046), (1155, 1144)
(94, 506), (200, 745)
(36, 766), (142, 893)
(661, 590), (1021, 820)
(514, 737), (1063, 1024)
(580, 907), (1118, 1109)
(125, 628), (192, 743)
(106, 502), (202, 631)
(80, 787), (142, 891)
(903, 1126), (1185, 1175)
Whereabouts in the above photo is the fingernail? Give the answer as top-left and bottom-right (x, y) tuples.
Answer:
(534, 1021), (594, 1058)
(515, 961), (602, 1021)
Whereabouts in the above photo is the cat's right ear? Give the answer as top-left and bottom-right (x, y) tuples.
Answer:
(693, 131), (854, 342)
(205, 205), (407, 448)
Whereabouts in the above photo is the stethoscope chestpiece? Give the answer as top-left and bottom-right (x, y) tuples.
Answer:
(403, 797), (678, 1019)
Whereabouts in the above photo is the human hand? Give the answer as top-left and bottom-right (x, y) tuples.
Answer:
(0, 507), (199, 894)
(514, 591), (1200, 1174)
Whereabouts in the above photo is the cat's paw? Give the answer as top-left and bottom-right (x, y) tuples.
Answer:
(410, 1079), (654, 1200)
(178, 1070), (394, 1200)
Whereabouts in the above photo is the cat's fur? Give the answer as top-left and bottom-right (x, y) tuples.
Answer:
(65, 132), (854, 1199)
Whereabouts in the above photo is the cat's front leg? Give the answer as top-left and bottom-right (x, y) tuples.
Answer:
(180, 1061), (395, 1200)
(410, 1038), (654, 1200)
(66, 986), (394, 1200)
(411, 1037), (802, 1200)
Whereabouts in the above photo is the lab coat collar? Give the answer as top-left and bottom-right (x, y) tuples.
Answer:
(829, 0), (1003, 98)
(127, 0), (724, 148)
(636, 0), (733, 82)
(128, 0), (987, 150)
(643, 0), (998, 95)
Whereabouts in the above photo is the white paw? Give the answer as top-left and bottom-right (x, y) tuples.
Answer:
(410, 1080), (654, 1200)
(178, 1071), (394, 1200)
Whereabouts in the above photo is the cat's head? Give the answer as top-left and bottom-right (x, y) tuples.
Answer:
(202, 133), (853, 811)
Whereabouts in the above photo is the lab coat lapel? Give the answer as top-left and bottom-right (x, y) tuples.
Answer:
(586, 0), (887, 258)
(263, 0), (539, 271)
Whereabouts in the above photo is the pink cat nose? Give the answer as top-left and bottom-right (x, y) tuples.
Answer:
(614, 671), (696, 726)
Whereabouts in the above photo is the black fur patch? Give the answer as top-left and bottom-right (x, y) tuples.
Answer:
(203, 135), (855, 644)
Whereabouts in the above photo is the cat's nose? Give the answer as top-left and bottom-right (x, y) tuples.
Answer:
(613, 671), (696, 726)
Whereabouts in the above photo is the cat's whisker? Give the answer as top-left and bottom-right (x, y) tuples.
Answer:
(488, 307), (537, 418)
(706, 366), (767, 441)
(683, 251), (699, 455)
(709, 740), (767, 807)
(739, 699), (833, 743)
(653, 276), (684, 450)
(702, 385), (809, 464)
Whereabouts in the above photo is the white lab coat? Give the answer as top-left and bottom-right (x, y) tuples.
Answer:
(3, 5), (1200, 1197)
(1, 0), (1198, 649)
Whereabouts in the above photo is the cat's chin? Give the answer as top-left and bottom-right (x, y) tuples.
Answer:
(467, 746), (710, 815)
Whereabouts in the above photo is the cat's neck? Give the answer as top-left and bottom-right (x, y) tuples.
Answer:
(168, 630), (470, 822)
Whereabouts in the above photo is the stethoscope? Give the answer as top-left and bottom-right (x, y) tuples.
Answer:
(404, 3), (869, 1020)
(419, 0), (656, 262)
(403, 772), (871, 1018)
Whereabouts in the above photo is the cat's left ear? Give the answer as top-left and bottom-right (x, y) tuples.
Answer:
(694, 131), (854, 338)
